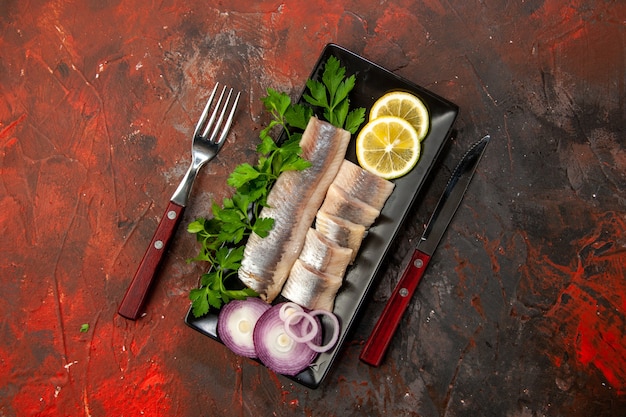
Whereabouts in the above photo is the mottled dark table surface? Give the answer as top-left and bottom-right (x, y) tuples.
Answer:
(1, 1), (625, 416)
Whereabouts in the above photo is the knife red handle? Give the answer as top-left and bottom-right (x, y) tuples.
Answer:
(118, 201), (185, 320)
(360, 249), (431, 366)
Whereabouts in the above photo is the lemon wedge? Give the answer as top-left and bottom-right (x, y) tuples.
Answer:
(355, 115), (421, 180)
(369, 91), (430, 141)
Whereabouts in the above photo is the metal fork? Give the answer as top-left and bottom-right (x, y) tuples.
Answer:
(118, 83), (240, 320)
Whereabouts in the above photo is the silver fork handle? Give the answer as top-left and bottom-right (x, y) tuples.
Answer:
(171, 157), (206, 206)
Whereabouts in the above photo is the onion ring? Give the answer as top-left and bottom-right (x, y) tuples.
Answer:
(283, 310), (319, 343)
(305, 309), (340, 353)
(279, 302), (304, 324)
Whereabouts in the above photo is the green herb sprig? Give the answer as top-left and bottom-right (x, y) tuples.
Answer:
(188, 56), (364, 317)
(303, 56), (365, 134)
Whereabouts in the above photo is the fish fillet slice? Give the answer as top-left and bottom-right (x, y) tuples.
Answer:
(239, 117), (351, 302)
(318, 183), (381, 228)
(332, 160), (395, 211)
(297, 228), (353, 278)
(315, 211), (366, 262)
(281, 259), (343, 312)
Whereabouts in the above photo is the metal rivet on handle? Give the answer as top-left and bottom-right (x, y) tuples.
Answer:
(167, 210), (177, 220)
(154, 240), (164, 250)
(399, 288), (409, 297)
(414, 258), (424, 268)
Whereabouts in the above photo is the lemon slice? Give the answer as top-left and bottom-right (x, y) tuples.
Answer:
(370, 91), (430, 141)
(356, 116), (421, 179)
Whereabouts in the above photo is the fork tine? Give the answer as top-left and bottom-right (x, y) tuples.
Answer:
(201, 86), (227, 139)
(214, 91), (240, 145)
(203, 87), (230, 140)
(193, 83), (219, 138)
(207, 88), (237, 144)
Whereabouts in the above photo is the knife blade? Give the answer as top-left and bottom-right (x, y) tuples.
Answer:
(360, 135), (491, 366)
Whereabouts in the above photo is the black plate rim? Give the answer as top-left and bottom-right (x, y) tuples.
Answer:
(184, 43), (459, 389)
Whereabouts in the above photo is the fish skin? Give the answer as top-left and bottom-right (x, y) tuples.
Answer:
(315, 211), (367, 263)
(332, 160), (395, 211)
(296, 228), (353, 278)
(281, 259), (343, 311)
(281, 228), (352, 311)
(238, 117), (351, 302)
(281, 149), (396, 312)
(318, 183), (381, 228)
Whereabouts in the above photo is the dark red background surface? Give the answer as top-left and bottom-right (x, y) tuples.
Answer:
(1, 1), (625, 416)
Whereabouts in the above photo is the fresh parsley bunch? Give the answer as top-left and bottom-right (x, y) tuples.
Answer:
(303, 55), (365, 134)
(188, 55), (364, 317)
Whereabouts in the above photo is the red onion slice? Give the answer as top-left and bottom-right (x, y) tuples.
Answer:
(305, 309), (340, 353)
(217, 297), (270, 358)
(253, 303), (322, 376)
(283, 310), (319, 343)
(278, 302), (304, 324)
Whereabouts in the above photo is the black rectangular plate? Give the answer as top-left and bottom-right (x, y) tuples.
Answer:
(185, 43), (458, 388)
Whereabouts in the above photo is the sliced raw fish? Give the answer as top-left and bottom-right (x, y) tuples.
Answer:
(332, 160), (395, 211)
(238, 117), (351, 302)
(296, 228), (353, 278)
(281, 259), (343, 312)
(315, 211), (366, 262)
(318, 183), (380, 228)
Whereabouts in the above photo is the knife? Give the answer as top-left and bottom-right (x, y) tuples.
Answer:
(360, 135), (491, 366)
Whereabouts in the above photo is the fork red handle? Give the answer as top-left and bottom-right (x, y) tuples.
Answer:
(118, 201), (185, 320)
